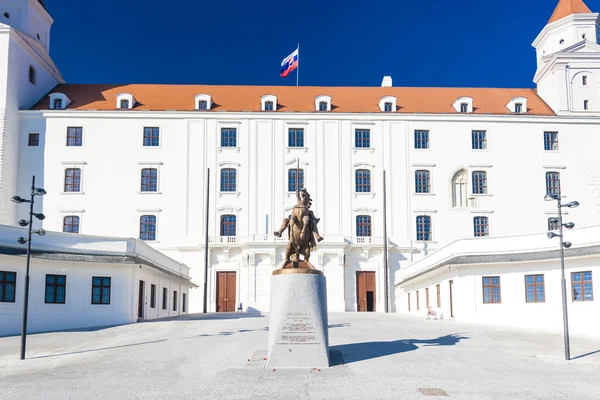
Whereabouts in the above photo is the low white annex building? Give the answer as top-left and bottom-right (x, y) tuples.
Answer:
(0, 0), (598, 332)
(0, 225), (194, 336)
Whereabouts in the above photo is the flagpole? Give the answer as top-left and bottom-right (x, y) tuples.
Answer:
(297, 43), (299, 87)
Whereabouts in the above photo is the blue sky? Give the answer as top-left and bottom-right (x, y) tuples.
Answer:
(46, 0), (591, 87)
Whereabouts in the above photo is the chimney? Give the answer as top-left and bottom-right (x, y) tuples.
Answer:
(381, 76), (392, 87)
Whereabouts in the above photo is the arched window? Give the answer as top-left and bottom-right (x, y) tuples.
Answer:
(356, 215), (371, 237)
(264, 101), (274, 111)
(64, 168), (81, 192)
(472, 171), (488, 194)
(140, 215), (157, 241)
(220, 215), (237, 236)
(288, 169), (304, 192)
(355, 169), (371, 193)
(473, 216), (489, 237)
(416, 215), (432, 241)
(197, 100), (208, 110)
(415, 170), (431, 193)
(141, 168), (158, 192)
(452, 170), (468, 208)
(220, 168), (237, 192)
(63, 216), (80, 233)
(546, 172), (560, 196)
(28, 66), (36, 85)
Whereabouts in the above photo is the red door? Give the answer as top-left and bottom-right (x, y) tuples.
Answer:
(216, 272), (237, 312)
(356, 272), (376, 312)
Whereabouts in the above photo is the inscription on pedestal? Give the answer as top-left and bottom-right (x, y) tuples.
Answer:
(276, 312), (321, 345)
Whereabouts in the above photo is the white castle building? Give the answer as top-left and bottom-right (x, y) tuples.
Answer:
(0, 0), (599, 334)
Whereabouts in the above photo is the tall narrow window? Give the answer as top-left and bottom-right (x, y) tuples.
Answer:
(355, 169), (371, 193)
(29, 66), (36, 85)
(426, 288), (430, 307)
(28, 133), (39, 146)
(416, 216), (432, 241)
(197, 100), (208, 110)
(182, 293), (187, 312)
(221, 128), (237, 147)
(140, 215), (157, 241)
(143, 127), (160, 147)
(583, 75), (588, 86)
(64, 168), (81, 192)
(141, 168), (158, 192)
(473, 216), (489, 237)
(548, 218), (560, 231)
(288, 169), (304, 192)
(150, 284), (156, 308)
(264, 101), (274, 111)
(452, 170), (468, 208)
(483, 276), (501, 304)
(472, 131), (487, 150)
(544, 132), (559, 151)
(525, 275), (545, 303)
(120, 99), (129, 109)
(0, 271), (16, 303)
(220, 215), (237, 236)
(91, 277), (111, 305)
(173, 291), (178, 311)
(45, 275), (66, 304)
(319, 101), (328, 111)
(472, 171), (488, 194)
(384, 102), (393, 112)
(220, 168), (236, 192)
(414, 130), (429, 149)
(162, 287), (167, 310)
(436, 284), (441, 307)
(356, 215), (372, 237)
(288, 128), (304, 147)
(415, 170), (431, 193)
(355, 129), (370, 148)
(66, 127), (83, 146)
(546, 172), (560, 196)
(572, 271), (593, 301)
(584, 100), (589, 110)
(53, 99), (63, 109)
(63, 216), (80, 233)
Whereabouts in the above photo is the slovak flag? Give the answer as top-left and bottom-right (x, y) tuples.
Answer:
(280, 48), (299, 78)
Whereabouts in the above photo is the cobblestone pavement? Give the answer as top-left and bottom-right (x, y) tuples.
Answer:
(0, 313), (598, 400)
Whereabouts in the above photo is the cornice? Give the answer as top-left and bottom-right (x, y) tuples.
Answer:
(532, 13), (600, 47)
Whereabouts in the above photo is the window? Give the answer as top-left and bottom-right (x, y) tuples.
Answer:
(473, 216), (489, 237)
(472, 171), (488, 194)
(143, 127), (160, 147)
(572, 271), (593, 301)
(584, 100), (589, 110)
(544, 132), (559, 151)
(460, 103), (468, 113)
(548, 218), (560, 231)
(414, 130), (429, 149)
(221, 128), (237, 147)
(162, 287), (167, 310)
(319, 101), (328, 111)
(197, 100), (208, 110)
(264, 101), (274, 111)
(288, 128), (304, 147)
(53, 99), (63, 109)
(220, 215), (236, 236)
(384, 102), (393, 112)
(28, 133), (39, 146)
(436, 284), (441, 308)
(525, 275), (545, 303)
(141, 168), (158, 192)
(426, 288), (430, 307)
(583, 76), (588, 86)
(415, 170), (431, 194)
(288, 169), (304, 192)
(546, 172), (560, 196)
(91, 277), (111, 305)
(355, 169), (371, 193)
(472, 131), (487, 150)
(66, 127), (83, 146)
(64, 168), (81, 192)
(150, 284), (156, 308)
(416, 216), (432, 241)
(416, 290), (420, 310)
(220, 168), (236, 192)
(452, 170), (468, 208)
(182, 293), (187, 312)
(355, 129), (370, 148)
(483, 276), (501, 304)
(120, 99), (129, 109)
(45, 274), (66, 304)
(0, 271), (16, 302)
(173, 291), (178, 311)
(356, 215), (372, 237)
(63, 216), (80, 233)
(140, 215), (157, 241)
(515, 103), (523, 113)
(29, 66), (36, 85)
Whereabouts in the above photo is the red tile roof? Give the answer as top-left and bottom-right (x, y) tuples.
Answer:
(548, 0), (592, 23)
(31, 84), (555, 116)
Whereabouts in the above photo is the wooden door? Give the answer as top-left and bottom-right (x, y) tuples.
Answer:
(216, 272), (237, 312)
(138, 280), (145, 319)
(449, 280), (454, 317)
(356, 272), (376, 312)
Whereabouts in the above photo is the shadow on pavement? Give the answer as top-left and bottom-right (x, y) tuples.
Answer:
(146, 312), (264, 322)
(571, 349), (600, 360)
(331, 334), (469, 364)
(28, 339), (168, 359)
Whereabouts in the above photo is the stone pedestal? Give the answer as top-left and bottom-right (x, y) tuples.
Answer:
(266, 269), (330, 369)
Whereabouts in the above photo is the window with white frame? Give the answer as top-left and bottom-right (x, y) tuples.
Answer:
(143, 127), (160, 147)
(355, 129), (370, 148)
(140, 215), (157, 241)
(221, 128), (237, 147)
(67, 127), (83, 146)
(471, 130), (487, 150)
(261, 95), (277, 111)
(288, 128), (304, 147)
(473, 216), (489, 237)
(314, 95), (331, 111)
(63, 216), (80, 233)
(416, 215), (432, 241)
(472, 171), (488, 194)
(546, 171), (560, 196)
(415, 170), (431, 193)
(64, 168), (81, 192)
(288, 169), (304, 192)
(544, 132), (558, 151)
(141, 168), (158, 192)
(355, 169), (371, 193)
(220, 168), (237, 192)
(195, 94), (212, 110)
(414, 130), (429, 149)
(356, 215), (371, 237)
(220, 215), (237, 236)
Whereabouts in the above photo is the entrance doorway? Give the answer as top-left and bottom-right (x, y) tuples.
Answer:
(216, 271), (237, 312)
(138, 280), (145, 320)
(356, 271), (376, 312)
(449, 280), (454, 318)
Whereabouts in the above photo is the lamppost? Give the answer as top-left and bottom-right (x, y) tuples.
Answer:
(12, 175), (47, 360)
(545, 192), (579, 361)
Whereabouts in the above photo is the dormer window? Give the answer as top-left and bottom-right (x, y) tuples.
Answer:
(28, 66), (36, 85)
(265, 101), (274, 111)
(314, 95), (332, 112)
(53, 99), (63, 110)
(120, 99), (129, 109)
(319, 102), (328, 111)
(379, 96), (397, 112)
(453, 97), (473, 113)
(115, 93), (135, 109)
(460, 103), (468, 113)
(195, 94), (212, 110)
(384, 103), (393, 112)
(198, 100), (208, 110)
(49, 93), (71, 110)
(506, 96), (528, 114)
(515, 103), (522, 113)
(261, 95), (277, 111)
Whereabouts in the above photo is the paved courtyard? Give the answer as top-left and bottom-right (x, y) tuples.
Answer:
(0, 313), (598, 400)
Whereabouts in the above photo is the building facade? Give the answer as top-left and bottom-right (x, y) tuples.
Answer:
(1, 1), (599, 316)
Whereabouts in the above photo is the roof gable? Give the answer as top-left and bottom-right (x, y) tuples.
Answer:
(548, 0), (592, 23)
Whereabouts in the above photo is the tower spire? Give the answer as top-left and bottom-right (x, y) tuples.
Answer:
(548, 0), (592, 24)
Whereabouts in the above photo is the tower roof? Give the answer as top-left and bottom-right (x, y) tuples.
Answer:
(548, 0), (592, 23)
